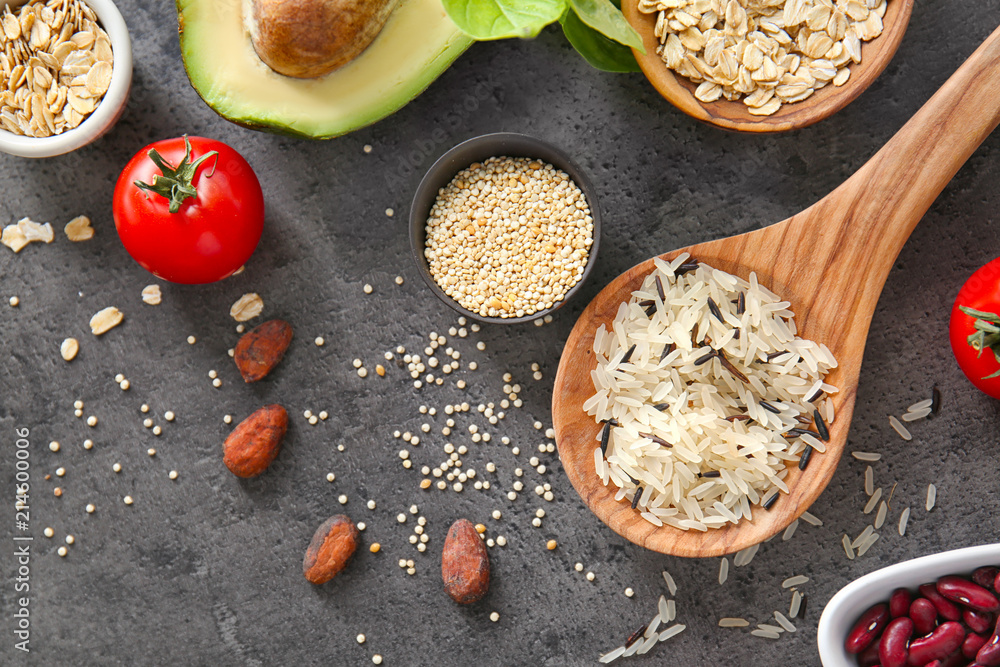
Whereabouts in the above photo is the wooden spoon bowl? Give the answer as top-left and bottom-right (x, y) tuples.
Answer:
(552, 24), (1000, 557)
(623, 0), (914, 132)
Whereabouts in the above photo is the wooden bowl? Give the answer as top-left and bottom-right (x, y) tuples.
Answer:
(622, 0), (914, 132)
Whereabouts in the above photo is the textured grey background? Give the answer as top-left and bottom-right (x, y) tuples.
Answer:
(2, 0), (1000, 665)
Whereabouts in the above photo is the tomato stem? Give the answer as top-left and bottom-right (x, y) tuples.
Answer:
(133, 135), (219, 213)
(959, 306), (1000, 379)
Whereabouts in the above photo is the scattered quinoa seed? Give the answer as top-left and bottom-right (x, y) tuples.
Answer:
(53, 487), (62, 497)
(327, 473), (336, 482)
(363, 284), (373, 294)
(395, 276), (404, 285)
(65, 535), (75, 545)
(112, 463), (121, 473)
(169, 470), (178, 480)
(369, 543), (381, 553)
(44, 527), (53, 538)
(587, 572), (595, 581)
(9, 296), (19, 307)
(490, 612), (500, 622)
(625, 587), (635, 597)
(123, 495), (133, 505)
(315, 336), (325, 346)
(49, 441), (60, 452)
(547, 540), (558, 551)
(58, 546), (67, 557)
(357, 634), (366, 644)
(187, 335), (196, 345)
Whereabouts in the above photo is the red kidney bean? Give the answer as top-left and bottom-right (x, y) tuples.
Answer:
(847, 603), (891, 654)
(966, 633), (990, 659)
(973, 568), (1000, 590)
(911, 598), (940, 636)
(891, 588), (913, 618)
(967, 610), (996, 635)
(938, 576), (1000, 613)
(940, 648), (971, 667)
(880, 617), (914, 667)
(922, 661), (943, 667)
(857, 640), (882, 667)
(907, 622), (966, 666)
(977, 619), (1000, 666)
(995, 571), (1000, 597)
(921, 584), (964, 621)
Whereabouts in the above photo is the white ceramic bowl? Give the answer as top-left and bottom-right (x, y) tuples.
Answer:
(0, 0), (132, 158)
(818, 543), (1000, 666)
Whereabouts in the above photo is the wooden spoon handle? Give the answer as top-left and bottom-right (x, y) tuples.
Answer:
(792, 24), (1000, 278)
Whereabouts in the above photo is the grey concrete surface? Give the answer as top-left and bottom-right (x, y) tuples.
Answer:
(2, 0), (1000, 665)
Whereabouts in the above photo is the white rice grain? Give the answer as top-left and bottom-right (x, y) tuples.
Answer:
(902, 407), (932, 422)
(926, 484), (936, 511)
(852, 525), (874, 549)
(662, 570), (677, 596)
(637, 634), (658, 655)
(800, 511), (822, 527)
(774, 611), (796, 632)
(782, 575), (808, 588)
(719, 618), (750, 628)
(907, 398), (933, 412)
(719, 557), (730, 585)
(757, 624), (785, 634)
(789, 591), (802, 618)
(852, 451), (881, 461)
(665, 599), (676, 622)
(857, 532), (880, 556)
(782, 519), (798, 541)
(898, 507), (910, 536)
(864, 466), (874, 496)
(585, 262), (838, 529)
(658, 624), (686, 642)
(599, 647), (627, 664)
(751, 629), (781, 640)
(734, 543), (760, 567)
(863, 488), (882, 514)
(874, 501), (888, 530)
(842, 534), (855, 560)
(645, 615), (662, 639)
(889, 415), (912, 440)
(658, 595), (669, 621)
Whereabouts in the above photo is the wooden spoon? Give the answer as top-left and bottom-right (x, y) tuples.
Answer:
(552, 24), (1000, 558)
(623, 0), (914, 132)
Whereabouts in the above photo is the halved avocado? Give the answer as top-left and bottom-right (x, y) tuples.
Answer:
(176, 0), (473, 139)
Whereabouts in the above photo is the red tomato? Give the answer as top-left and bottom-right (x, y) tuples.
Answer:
(113, 136), (264, 284)
(949, 257), (1000, 398)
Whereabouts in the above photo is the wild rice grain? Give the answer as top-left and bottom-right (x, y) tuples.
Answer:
(926, 483), (936, 511)
(888, 415), (912, 441)
(931, 386), (941, 414)
(898, 507), (911, 536)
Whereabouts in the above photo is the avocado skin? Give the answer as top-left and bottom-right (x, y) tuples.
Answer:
(174, 0), (473, 140)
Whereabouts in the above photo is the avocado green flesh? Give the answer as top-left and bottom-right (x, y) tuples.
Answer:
(176, 0), (473, 139)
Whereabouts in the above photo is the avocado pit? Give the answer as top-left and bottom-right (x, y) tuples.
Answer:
(248, 0), (398, 79)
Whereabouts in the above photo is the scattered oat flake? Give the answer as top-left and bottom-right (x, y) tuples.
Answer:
(64, 216), (94, 241)
(60, 337), (79, 361)
(141, 285), (162, 305)
(230, 293), (263, 321)
(2, 224), (29, 252)
(18, 218), (54, 243)
(89, 306), (123, 335)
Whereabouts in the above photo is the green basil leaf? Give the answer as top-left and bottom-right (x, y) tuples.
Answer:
(442, 0), (566, 40)
(568, 0), (644, 51)
(560, 9), (640, 72)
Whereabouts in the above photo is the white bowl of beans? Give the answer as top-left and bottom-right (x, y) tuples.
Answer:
(817, 543), (1000, 666)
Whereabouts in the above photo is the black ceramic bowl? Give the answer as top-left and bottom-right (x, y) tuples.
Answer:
(409, 133), (602, 324)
